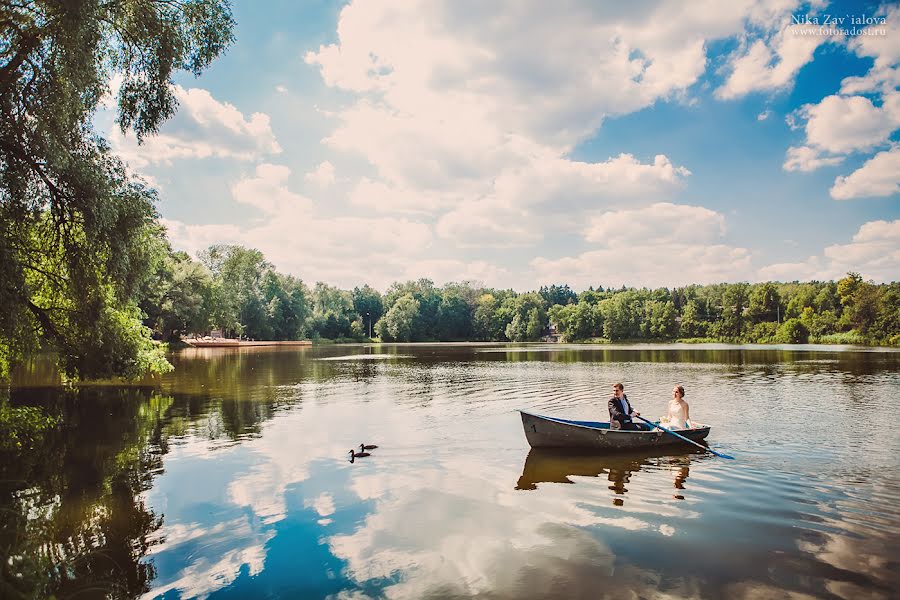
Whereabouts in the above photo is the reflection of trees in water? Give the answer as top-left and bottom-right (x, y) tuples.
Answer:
(1, 352), (333, 597)
(1, 387), (171, 599)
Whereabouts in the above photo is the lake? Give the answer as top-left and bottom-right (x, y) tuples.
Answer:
(3, 344), (899, 599)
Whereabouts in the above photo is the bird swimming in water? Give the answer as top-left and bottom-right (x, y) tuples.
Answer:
(348, 448), (370, 462)
(360, 443), (378, 451)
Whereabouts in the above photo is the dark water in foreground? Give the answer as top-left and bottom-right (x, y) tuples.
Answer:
(3, 344), (900, 599)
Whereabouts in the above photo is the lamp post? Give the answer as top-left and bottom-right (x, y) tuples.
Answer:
(366, 312), (371, 338)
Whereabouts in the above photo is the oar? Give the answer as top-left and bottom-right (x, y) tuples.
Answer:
(634, 415), (734, 460)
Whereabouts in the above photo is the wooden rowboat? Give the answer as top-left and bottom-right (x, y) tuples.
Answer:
(519, 410), (711, 450)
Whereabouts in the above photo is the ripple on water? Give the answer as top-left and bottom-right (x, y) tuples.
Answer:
(316, 354), (415, 361)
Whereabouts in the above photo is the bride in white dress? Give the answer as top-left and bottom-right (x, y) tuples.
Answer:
(663, 384), (692, 429)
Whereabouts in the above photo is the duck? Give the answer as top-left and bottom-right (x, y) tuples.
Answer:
(359, 443), (378, 451)
(348, 448), (370, 462)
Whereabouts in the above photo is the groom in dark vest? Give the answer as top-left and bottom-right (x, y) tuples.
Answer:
(608, 382), (640, 430)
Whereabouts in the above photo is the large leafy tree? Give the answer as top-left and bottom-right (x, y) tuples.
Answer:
(0, 0), (235, 378)
(199, 244), (272, 339)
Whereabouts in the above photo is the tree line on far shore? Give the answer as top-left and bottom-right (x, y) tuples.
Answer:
(137, 242), (900, 350)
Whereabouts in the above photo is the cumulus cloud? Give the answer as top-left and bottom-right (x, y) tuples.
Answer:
(531, 203), (753, 288)
(110, 85), (281, 169)
(717, 23), (841, 100)
(304, 161), (336, 188)
(164, 165), (438, 288)
(758, 219), (900, 282)
(795, 94), (900, 155)
(783, 145), (844, 172)
(583, 202), (725, 244)
(305, 0), (740, 151)
(839, 5), (900, 95)
(302, 0), (778, 251)
(349, 178), (455, 214)
(782, 6), (900, 180)
(830, 147), (900, 200)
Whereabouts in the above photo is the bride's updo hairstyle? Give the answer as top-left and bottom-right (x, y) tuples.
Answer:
(675, 384), (685, 398)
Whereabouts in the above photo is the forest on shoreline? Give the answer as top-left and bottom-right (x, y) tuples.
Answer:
(135, 242), (900, 351)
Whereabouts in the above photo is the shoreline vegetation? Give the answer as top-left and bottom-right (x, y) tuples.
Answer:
(136, 243), (897, 354)
(3, 238), (899, 385)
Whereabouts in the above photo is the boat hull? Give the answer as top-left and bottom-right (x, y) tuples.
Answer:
(519, 410), (710, 450)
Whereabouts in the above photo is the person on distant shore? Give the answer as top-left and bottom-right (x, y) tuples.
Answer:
(662, 384), (692, 429)
(608, 382), (640, 430)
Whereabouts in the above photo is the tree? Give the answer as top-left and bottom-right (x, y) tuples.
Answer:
(748, 283), (781, 323)
(473, 293), (503, 340)
(679, 300), (707, 338)
(379, 294), (419, 342)
(539, 284), (576, 309)
(776, 318), (809, 344)
(599, 291), (643, 340)
(436, 292), (473, 340)
(383, 279), (441, 340)
(139, 251), (214, 342)
(0, 0), (235, 378)
(262, 272), (309, 340)
(352, 285), (383, 338)
(713, 283), (749, 340)
(644, 300), (677, 338)
(504, 293), (545, 341)
(200, 245), (272, 339)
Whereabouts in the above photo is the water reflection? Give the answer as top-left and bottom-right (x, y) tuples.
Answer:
(1, 387), (169, 598)
(516, 447), (705, 509)
(2, 344), (898, 599)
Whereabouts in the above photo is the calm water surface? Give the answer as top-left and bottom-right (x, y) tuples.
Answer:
(3, 344), (900, 599)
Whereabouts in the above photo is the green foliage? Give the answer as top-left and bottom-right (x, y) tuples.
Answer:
(139, 249), (215, 341)
(504, 293), (545, 341)
(599, 291), (643, 340)
(0, 0), (234, 379)
(679, 300), (707, 338)
(776, 318), (810, 344)
(0, 403), (58, 452)
(748, 283), (782, 323)
(814, 330), (867, 345)
(717, 283), (749, 339)
(352, 285), (383, 338)
(549, 301), (602, 341)
(383, 279), (441, 340)
(379, 294), (420, 342)
(473, 293), (503, 340)
(747, 321), (779, 343)
(643, 300), (677, 338)
(539, 284), (576, 309)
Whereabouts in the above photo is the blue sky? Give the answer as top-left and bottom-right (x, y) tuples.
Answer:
(103, 0), (899, 291)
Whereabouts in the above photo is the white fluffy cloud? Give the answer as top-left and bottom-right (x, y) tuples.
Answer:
(583, 202), (724, 244)
(110, 85), (281, 169)
(349, 177), (456, 214)
(164, 165), (436, 288)
(797, 93), (900, 155)
(840, 5), (900, 95)
(785, 6), (900, 182)
(783, 145), (844, 172)
(831, 147), (900, 199)
(532, 203), (753, 288)
(303, 0), (788, 251)
(758, 219), (900, 282)
(434, 153), (691, 247)
(304, 161), (336, 188)
(717, 23), (841, 100)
